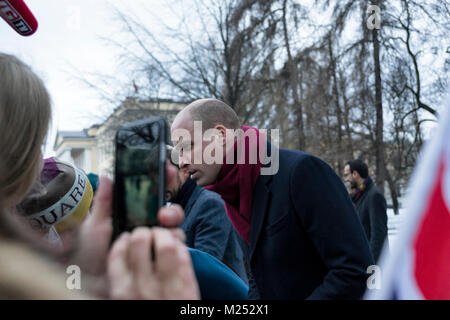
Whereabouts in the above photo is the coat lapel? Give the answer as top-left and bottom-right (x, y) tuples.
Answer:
(183, 186), (201, 219)
(355, 184), (371, 210)
(249, 173), (272, 262)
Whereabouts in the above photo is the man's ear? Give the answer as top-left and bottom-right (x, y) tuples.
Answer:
(214, 125), (227, 146)
(180, 167), (190, 180)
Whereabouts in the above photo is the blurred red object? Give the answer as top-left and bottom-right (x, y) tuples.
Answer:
(0, 0), (38, 36)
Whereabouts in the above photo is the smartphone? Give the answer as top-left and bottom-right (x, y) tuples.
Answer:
(112, 117), (167, 241)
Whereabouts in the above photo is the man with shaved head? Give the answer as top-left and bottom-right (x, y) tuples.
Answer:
(171, 98), (374, 299)
(171, 99), (239, 187)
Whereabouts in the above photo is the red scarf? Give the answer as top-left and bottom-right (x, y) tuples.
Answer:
(205, 126), (266, 244)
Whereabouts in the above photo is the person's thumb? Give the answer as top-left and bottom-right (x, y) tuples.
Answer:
(157, 204), (184, 228)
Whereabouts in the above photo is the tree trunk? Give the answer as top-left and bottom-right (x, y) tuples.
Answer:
(282, 0), (305, 150)
(328, 36), (344, 175)
(372, 1), (385, 194)
(340, 72), (354, 159)
(384, 161), (399, 215)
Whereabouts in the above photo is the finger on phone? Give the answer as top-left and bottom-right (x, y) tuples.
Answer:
(157, 204), (184, 228)
(152, 227), (180, 277)
(128, 227), (154, 278)
(107, 232), (130, 297)
(169, 228), (186, 243)
(177, 239), (198, 280)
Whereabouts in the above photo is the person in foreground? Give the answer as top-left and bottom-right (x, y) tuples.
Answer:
(0, 52), (199, 299)
(14, 156), (247, 299)
(171, 98), (375, 299)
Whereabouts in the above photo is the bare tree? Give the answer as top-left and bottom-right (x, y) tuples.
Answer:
(69, 0), (449, 212)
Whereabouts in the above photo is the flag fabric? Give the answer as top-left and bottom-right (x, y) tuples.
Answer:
(366, 92), (450, 300)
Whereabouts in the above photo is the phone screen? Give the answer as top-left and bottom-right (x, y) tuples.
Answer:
(114, 121), (163, 234)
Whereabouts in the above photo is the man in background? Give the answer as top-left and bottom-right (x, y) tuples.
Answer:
(344, 159), (388, 262)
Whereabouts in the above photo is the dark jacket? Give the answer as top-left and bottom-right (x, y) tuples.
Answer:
(242, 147), (374, 299)
(353, 179), (388, 262)
(181, 184), (248, 284)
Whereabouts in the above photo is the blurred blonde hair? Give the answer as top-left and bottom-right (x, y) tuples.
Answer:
(0, 53), (51, 207)
(0, 54), (93, 300)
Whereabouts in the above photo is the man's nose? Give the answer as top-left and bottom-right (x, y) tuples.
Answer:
(179, 155), (189, 168)
(179, 157), (185, 168)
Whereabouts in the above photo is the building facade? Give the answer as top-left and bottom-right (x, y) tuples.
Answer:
(54, 97), (185, 177)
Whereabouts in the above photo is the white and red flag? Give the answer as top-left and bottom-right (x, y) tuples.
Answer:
(367, 92), (450, 299)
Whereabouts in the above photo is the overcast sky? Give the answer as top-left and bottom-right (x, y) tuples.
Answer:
(1, 0), (446, 158)
(0, 0), (178, 157)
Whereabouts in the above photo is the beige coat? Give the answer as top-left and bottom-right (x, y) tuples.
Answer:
(0, 238), (91, 299)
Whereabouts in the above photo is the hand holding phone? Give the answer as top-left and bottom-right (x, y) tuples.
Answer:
(112, 117), (167, 241)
